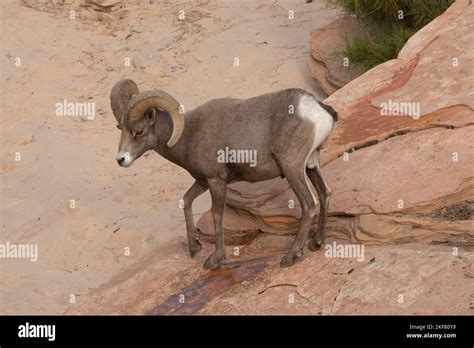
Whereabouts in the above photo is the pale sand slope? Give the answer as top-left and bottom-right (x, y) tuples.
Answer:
(0, 0), (337, 314)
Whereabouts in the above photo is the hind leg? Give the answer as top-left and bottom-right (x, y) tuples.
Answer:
(306, 166), (331, 251)
(279, 166), (318, 267)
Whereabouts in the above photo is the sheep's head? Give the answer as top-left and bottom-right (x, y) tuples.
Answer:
(110, 79), (184, 167)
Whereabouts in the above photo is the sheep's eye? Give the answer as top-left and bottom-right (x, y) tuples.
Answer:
(116, 124), (121, 130)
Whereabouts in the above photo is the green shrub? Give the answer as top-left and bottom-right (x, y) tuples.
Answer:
(346, 24), (414, 70)
(328, 0), (406, 24)
(406, 0), (455, 28)
(328, 0), (454, 70)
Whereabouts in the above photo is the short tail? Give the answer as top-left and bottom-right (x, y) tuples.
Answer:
(318, 101), (338, 122)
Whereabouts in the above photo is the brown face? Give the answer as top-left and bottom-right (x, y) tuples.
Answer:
(116, 109), (157, 167)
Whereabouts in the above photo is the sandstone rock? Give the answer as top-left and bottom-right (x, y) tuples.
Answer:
(325, 126), (474, 215)
(64, 239), (473, 315)
(322, 0), (473, 163)
(196, 206), (260, 245)
(227, 179), (300, 234)
(226, 180), (292, 216)
(245, 234), (294, 255)
(352, 211), (473, 248)
(196, 179), (302, 237)
(307, 16), (366, 95)
(200, 243), (473, 315)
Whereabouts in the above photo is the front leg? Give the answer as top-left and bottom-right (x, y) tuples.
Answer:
(203, 177), (227, 270)
(183, 180), (208, 257)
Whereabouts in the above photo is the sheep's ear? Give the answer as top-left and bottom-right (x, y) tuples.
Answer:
(146, 108), (156, 126)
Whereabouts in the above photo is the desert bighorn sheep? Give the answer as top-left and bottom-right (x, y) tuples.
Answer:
(111, 79), (337, 269)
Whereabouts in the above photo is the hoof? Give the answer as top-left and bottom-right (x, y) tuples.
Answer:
(280, 251), (301, 268)
(189, 242), (202, 258)
(309, 238), (323, 251)
(203, 252), (225, 270)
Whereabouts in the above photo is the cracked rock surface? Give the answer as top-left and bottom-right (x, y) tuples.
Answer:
(65, 237), (473, 315)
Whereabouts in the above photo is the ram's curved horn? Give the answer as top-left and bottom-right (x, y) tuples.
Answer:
(110, 79), (139, 123)
(127, 90), (184, 147)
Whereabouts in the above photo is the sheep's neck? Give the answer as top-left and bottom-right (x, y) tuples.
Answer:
(153, 111), (185, 167)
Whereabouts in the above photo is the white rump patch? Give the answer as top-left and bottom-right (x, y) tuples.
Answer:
(298, 94), (335, 169)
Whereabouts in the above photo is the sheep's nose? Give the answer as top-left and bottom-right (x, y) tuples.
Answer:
(117, 156), (125, 165)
